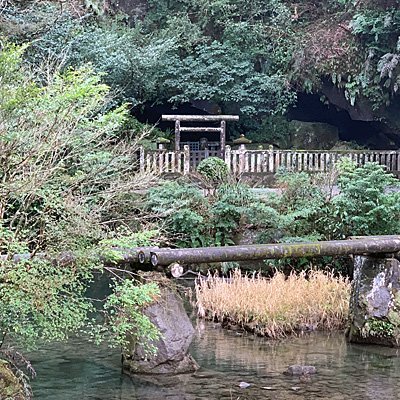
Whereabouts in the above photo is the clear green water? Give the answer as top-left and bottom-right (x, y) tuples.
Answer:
(30, 321), (400, 400)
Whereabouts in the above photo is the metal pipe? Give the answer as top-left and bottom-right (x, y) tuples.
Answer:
(148, 236), (400, 266)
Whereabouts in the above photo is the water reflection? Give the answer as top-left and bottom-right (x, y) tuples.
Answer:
(31, 321), (400, 399)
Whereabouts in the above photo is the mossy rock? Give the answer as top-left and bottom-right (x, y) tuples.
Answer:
(0, 360), (25, 400)
(388, 310), (400, 327)
(289, 120), (339, 150)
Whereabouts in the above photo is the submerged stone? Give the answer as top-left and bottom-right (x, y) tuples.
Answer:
(284, 365), (317, 376)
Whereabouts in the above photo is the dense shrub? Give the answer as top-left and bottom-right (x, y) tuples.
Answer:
(197, 157), (229, 184)
(145, 181), (278, 247)
(324, 161), (400, 238)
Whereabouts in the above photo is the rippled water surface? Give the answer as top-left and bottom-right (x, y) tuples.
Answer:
(30, 320), (400, 400)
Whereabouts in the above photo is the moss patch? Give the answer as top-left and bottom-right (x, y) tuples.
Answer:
(362, 319), (395, 338)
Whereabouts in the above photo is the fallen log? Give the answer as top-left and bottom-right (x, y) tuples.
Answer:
(0, 247), (160, 266)
(145, 236), (400, 267)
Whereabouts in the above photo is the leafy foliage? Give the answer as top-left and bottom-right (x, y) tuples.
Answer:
(3, 0), (296, 128)
(197, 157), (229, 184)
(272, 171), (327, 242)
(145, 181), (210, 247)
(245, 115), (292, 147)
(145, 180), (278, 247)
(0, 42), (161, 368)
(93, 279), (161, 354)
(0, 42), (157, 250)
(0, 227), (94, 349)
(326, 160), (400, 238)
(3, 0), (400, 127)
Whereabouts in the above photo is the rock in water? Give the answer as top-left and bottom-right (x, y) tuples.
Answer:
(285, 365), (317, 376)
(347, 256), (400, 347)
(123, 285), (199, 374)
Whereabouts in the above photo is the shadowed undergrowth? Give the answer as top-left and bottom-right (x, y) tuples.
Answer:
(196, 269), (350, 339)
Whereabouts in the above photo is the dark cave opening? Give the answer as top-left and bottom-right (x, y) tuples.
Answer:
(135, 95), (400, 149)
(288, 93), (400, 149)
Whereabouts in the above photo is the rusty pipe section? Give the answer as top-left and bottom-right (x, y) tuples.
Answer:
(143, 236), (400, 267)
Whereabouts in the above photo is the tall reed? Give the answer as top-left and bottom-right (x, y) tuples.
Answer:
(195, 269), (350, 339)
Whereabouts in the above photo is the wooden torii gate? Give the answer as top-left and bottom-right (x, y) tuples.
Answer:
(162, 114), (239, 154)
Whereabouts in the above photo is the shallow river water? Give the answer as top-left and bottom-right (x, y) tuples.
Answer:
(30, 320), (400, 400)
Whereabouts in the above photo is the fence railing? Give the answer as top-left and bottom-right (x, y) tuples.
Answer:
(226, 147), (400, 174)
(139, 145), (400, 175)
(139, 145), (190, 174)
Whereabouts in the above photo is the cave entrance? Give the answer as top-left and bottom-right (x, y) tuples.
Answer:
(288, 93), (400, 150)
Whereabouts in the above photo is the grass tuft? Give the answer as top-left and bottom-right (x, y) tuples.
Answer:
(195, 269), (350, 339)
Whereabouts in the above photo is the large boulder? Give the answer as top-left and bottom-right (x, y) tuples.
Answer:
(123, 285), (199, 374)
(347, 255), (400, 346)
(289, 120), (339, 149)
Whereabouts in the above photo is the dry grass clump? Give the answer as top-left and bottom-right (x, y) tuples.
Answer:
(195, 269), (351, 338)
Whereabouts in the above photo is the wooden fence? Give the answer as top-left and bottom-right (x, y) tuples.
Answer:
(139, 145), (190, 174)
(139, 146), (400, 175)
(225, 147), (400, 174)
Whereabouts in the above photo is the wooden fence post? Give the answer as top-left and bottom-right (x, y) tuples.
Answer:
(220, 120), (226, 157)
(139, 146), (145, 173)
(175, 120), (181, 151)
(268, 146), (274, 173)
(239, 144), (246, 173)
(224, 145), (232, 171)
(183, 145), (190, 175)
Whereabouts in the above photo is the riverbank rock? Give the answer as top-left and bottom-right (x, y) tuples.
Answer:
(0, 360), (25, 399)
(347, 255), (400, 346)
(123, 283), (199, 375)
(284, 365), (317, 376)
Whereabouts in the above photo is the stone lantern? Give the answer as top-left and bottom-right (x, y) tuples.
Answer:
(156, 137), (170, 150)
(233, 134), (252, 150)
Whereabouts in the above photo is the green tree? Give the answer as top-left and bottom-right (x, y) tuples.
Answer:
(0, 42), (161, 388)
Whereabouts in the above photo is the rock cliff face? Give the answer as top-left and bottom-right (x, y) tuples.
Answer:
(321, 83), (400, 147)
